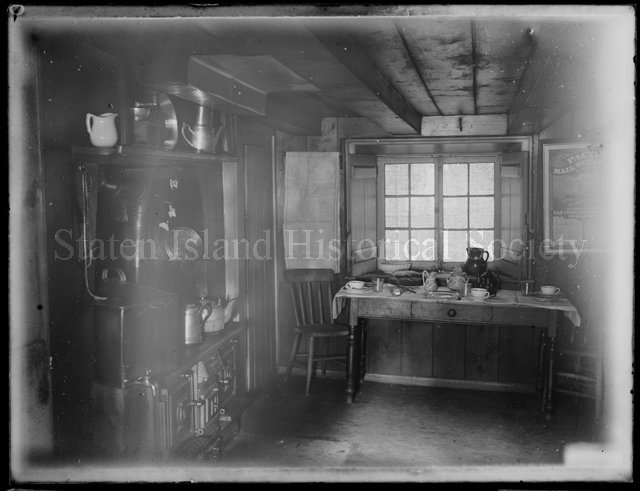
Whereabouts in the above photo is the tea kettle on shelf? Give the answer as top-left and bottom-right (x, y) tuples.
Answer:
(180, 104), (223, 154)
(463, 247), (489, 276)
(201, 297), (237, 333)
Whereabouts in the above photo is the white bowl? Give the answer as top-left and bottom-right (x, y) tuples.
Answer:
(379, 262), (411, 274)
(347, 280), (365, 290)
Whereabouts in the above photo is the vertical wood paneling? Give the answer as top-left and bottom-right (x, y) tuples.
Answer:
(464, 324), (499, 381)
(242, 127), (276, 392)
(366, 319), (402, 375)
(433, 323), (466, 379)
(401, 321), (433, 377)
(498, 326), (536, 383)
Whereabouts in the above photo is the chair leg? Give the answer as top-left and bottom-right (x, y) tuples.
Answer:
(306, 336), (315, 395)
(285, 332), (302, 383)
(322, 338), (328, 376)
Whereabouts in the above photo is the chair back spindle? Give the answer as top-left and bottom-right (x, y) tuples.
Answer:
(285, 269), (335, 327)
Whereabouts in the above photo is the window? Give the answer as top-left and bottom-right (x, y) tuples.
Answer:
(381, 155), (498, 267)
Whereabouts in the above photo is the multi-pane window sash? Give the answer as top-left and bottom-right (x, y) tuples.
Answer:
(381, 156), (498, 269)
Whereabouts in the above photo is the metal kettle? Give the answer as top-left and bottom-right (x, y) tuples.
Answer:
(180, 105), (223, 153)
(183, 302), (212, 345)
(463, 247), (489, 276)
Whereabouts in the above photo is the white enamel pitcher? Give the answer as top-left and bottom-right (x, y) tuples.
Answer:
(86, 112), (118, 147)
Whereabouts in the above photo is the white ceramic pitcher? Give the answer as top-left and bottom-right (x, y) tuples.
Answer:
(86, 112), (118, 147)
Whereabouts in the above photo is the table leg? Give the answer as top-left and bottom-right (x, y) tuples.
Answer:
(536, 330), (547, 397)
(543, 311), (558, 420)
(359, 319), (367, 383)
(543, 335), (556, 420)
(346, 322), (358, 403)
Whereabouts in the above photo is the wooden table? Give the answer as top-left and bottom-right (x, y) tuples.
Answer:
(332, 287), (581, 419)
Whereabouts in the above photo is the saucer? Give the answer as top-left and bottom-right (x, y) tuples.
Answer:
(468, 296), (488, 302)
(534, 291), (560, 297)
(343, 286), (373, 294)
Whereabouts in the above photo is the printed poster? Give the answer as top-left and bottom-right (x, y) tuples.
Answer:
(542, 143), (603, 253)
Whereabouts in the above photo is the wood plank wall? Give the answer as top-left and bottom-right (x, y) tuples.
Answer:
(366, 320), (538, 385)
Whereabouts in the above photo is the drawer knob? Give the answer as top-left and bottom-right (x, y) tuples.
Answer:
(447, 308), (457, 318)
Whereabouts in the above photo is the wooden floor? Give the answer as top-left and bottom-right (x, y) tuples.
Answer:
(217, 373), (604, 479)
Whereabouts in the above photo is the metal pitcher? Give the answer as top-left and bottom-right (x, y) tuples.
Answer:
(184, 302), (212, 345)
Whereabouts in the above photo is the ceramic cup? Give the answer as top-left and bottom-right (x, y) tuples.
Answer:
(470, 288), (490, 299)
(347, 280), (365, 290)
(540, 285), (560, 295)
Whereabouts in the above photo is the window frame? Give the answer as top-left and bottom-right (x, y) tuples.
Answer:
(377, 153), (501, 270)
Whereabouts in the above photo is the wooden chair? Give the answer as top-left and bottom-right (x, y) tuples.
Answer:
(284, 269), (349, 395)
(553, 321), (605, 420)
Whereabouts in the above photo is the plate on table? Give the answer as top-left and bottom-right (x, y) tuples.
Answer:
(532, 291), (561, 297)
(343, 286), (374, 294)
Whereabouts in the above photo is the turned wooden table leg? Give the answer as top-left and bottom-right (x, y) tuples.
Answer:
(536, 330), (547, 397)
(346, 322), (357, 403)
(359, 319), (367, 383)
(543, 312), (558, 420)
(543, 335), (556, 420)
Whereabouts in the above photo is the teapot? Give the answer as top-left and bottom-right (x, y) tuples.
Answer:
(184, 302), (212, 345)
(202, 297), (237, 333)
(463, 247), (489, 276)
(446, 267), (466, 292)
(86, 112), (118, 147)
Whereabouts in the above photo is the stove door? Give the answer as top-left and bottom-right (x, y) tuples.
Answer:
(166, 371), (195, 450)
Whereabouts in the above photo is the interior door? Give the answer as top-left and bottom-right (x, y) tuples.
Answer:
(346, 154), (378, 277)
(238, 121), (276, 392)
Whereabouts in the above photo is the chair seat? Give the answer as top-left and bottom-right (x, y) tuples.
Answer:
(294, 323), (349, 337)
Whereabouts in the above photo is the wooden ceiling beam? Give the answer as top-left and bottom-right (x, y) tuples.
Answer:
(421, 114), (507, 137)
(393, 20), (443, 117)
(192, 19), (417, 134)
(305, 24), (423, 134)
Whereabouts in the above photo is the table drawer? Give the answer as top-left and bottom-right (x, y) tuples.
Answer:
(491, 307), (550, 326)
(356, 298), (411, 319)
(412, 302), (492, 323)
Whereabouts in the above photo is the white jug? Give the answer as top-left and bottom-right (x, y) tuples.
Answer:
(86, 112), (118, 147)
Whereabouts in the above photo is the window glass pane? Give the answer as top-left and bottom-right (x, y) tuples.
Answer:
(410, 229), (436, 261)
(385, 164), (408, 195)
(443, 197), (468, 228)
(385, 197), (408, 227)
(411, 196), (435, 227)
(385, 229), (410, 261)
(469, 163), (494, 195)
(411, 163), (434, 195)
(442, 230), (468, 262)
(443, 163), (468, 195)
(469, 197), (494, 228)
(469, 229), (495, 261)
